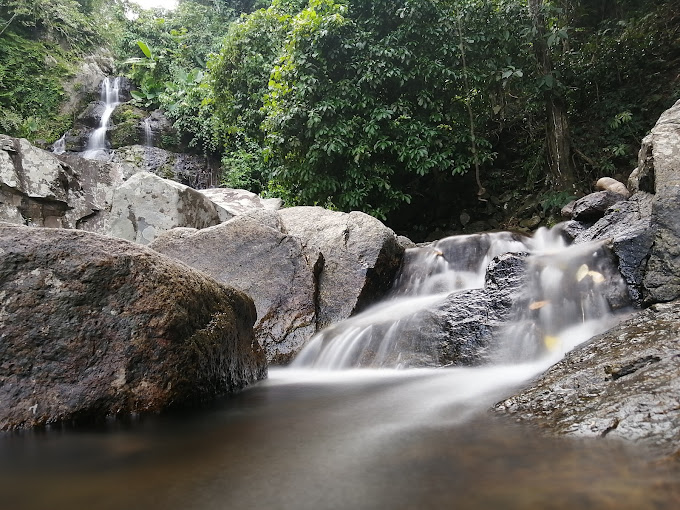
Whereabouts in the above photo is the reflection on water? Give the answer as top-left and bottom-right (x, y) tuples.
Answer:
(1, 368), (678, 510)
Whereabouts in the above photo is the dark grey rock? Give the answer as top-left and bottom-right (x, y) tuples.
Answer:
(0, 225), (266, 430)
(495, 300), (680, 460)
(574, 193), (655, 307)
(571, 190), (628, 221)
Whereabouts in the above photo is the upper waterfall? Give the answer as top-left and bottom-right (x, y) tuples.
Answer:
(82, 77), (122, 160)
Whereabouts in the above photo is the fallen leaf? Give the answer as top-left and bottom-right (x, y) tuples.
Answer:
(529, 300), (550, 310)
(576, 264), (589, 282)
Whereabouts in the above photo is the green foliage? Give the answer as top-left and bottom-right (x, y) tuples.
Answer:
(210, 0), (534, 218)
(117, 0), (238, 153)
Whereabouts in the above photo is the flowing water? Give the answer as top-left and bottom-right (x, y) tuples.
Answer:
(51, 134), (66, 155)
(82, 77), (121, 160)
(1, 227), (678, 509)
(142, 117), (153, 147)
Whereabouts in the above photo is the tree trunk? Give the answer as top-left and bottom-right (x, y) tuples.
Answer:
(529, 0), (575, 190)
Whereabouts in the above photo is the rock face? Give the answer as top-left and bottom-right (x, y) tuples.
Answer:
(111, 145), (218, 189)
(108, 171), (223, 244)
(496, 300), (680, 459)
(279, 207), (404, 329)
(0, 225), (267, 430)
(0, 135), (132, 231)
(638, 99), (680, 303)
(569, 193), (655, 307)
(150, 211), (321, 364)
(423, 253), (529, 366)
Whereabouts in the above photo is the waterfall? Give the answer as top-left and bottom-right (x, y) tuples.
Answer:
(293, 226), (628, 370)
(82, 77), (121, 160)
(51, 134), (66, 155)
(142, 117), (153, 147)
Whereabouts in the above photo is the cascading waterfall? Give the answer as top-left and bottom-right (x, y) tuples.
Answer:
(82, 77), (121, 160)
(293, 226), (629, 370)
(51, 134), (66, 155)
(142, 117), (153, 147)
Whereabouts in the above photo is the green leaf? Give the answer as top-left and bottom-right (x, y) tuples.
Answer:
(136, 40), (152, 59)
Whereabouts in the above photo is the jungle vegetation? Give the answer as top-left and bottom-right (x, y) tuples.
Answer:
(1, 0), (678, 235)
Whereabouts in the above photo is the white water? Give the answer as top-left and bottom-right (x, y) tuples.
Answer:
(51, 134), (66, 155)
(293, 227), (627, 370)
(82, 77), (121, 160)
(142, 117), (153, 146)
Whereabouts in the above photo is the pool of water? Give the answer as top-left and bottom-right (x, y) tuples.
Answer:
(1, 367), (678, 510)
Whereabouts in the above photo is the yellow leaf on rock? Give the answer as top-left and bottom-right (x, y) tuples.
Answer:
(576, 264), (589, 282)
(529, 300), (550, 310)
(544, 335), (561, 351)
(588, 271), (605, 283)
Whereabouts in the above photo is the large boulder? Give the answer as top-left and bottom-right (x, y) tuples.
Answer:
(495, 300), (680, 460)
(0, 135), (132, 232)
(107, 171), (223, 244)
(0, 225), (266, 430)
(638, 99), (680, 303)
(279, 207), (404, 329)
(150, 211), (322, 364)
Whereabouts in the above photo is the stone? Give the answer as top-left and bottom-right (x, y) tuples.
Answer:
(0, 225), (266, 430)
(198, 187), (279, 223)
(495, 300), (680, 460)
(560, 200), (576, 219)
(640, 99), (680, 304)
(0, 135), (132, 232)
(596, 176), (630, 198)
(279, 206), (404, 329)
(574, 193), (655, 307)
(111, 145), (218, 190)
(570, 190), (627, 221)
(107, 171), (223, 245)
(150, 210), (321, 364)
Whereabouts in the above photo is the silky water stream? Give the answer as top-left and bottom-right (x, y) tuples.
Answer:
(81, 77), (122, 160)
(1, 227), (678, 509)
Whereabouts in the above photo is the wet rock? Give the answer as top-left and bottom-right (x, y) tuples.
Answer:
(573, 193), (654, 307)
(571, 191), (628, 221)
(111, 145), (218, 190)
(0, 225), (266, 430)
(433, 253), (529, 366)
(59, 52), (113, 119)
(108, 171), (223, 245)
(495, 300), (680, 459)
(279, 207), (404, 328)
(198, 187), (280, 223)
(150, 211), (321, 364)
(640, 99), (680, 304)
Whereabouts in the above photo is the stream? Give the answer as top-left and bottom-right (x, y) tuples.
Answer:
(1, 366), (678, 509)
(1, 227), (679, 508)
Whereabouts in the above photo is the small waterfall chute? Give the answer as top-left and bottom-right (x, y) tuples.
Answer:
(51, 134), (66, 155)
